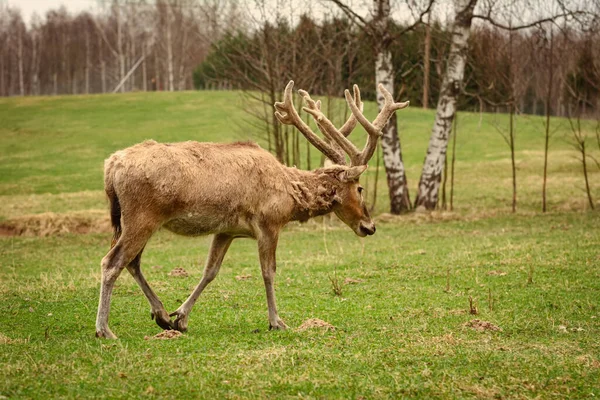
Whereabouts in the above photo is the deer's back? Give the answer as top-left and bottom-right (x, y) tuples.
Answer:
(105, 140), (294, 236)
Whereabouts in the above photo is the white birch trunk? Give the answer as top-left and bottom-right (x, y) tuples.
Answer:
(128, 25), (135, 91)
(422, 15), (431, 109)
(373, 0), (411, 213)
(31, 32), (40, 95)
(142, 41), (147, 91)
(85, 29), (90, 94)
(117, 6), (125, 93)
(376, 50), (411, 213)
(154, 47), (160, 91)
(414, 0), (477, 209)
(178, 23), (188, 91)
(17, 26), (24, 96)
(166, 3), (175, 92)
(0, 49), (4, 96)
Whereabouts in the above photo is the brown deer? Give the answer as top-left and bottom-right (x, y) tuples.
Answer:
(96, 81), (409, 338)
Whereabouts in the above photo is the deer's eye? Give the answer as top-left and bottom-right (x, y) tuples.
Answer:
(358, 186), (364, 194)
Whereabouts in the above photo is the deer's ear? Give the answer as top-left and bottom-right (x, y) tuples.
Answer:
(339, 165), (367, 182)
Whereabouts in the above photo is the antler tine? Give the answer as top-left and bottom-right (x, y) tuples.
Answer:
(339, 85), (363, 137)
(308, 88), (362, 138)
(345, 83), (410, 165)
(300, 89), (362, 165)
(274, 81), (346, 165)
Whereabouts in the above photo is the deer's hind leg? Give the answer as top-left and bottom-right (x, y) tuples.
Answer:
(96, 216), (158, 339)
(126, 249), (174, 331)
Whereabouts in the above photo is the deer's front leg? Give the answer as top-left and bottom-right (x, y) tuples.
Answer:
(170, 233), (233, 332)
(258, 229), (288, 330)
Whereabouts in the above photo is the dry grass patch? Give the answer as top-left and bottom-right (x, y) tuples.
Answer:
(377, 210), (461, 224)
(0, 210), (110, 237)
(576, 355), (600, 369)
(0, 190), (105, 219)
(0, 332), (28, 345)
(458, 383), (501, 399)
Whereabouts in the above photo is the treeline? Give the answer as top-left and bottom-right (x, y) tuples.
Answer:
(195, 14), (600, 118)
(0, 1), (241, 96)
(1, 1), (599, 120)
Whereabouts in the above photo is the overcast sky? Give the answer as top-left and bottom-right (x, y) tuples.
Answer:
(6, 0), (97, 22)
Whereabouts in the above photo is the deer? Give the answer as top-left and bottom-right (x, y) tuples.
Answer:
(95, 81), (409, 339)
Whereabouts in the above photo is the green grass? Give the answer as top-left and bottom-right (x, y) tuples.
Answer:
(0, 91), (599, 398)
(1, 213), (599, 398)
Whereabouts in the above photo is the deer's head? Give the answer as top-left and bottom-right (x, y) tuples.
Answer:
(275, 81), (409, 237)
(316, 164), (373, 236)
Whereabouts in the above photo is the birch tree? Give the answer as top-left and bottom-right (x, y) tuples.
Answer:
(330, 0), (433, 214)
(414, 0), (586, 209)
(414, 0), (477, 209)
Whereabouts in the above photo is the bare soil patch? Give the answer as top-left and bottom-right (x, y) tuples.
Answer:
(144, 330), (182, 340)
(463, 319), (503, 332)
(168, 267), (189, 277)
(344, 277), (363, 284)
(296, 318), (335, 332)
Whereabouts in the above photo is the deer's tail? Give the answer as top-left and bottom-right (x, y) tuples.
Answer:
(104, 158), (122, 248)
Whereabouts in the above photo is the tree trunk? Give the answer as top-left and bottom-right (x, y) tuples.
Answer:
(422, 15), (431, 109)
(142, 42), (147, 91)
(129, 32), (135, 91)
(166, 3), (175, 92)
(117, 5), (125, 93)
(154, 47), (160, 91)
(370, 143), (382, 212)
(414, 0), (477, 209)
(542, 25), (553, 213)
(31, 32), (40, 95)
(449, 113), (458, 211)
(17, 27), (25, 96)
(373, 0), (411, 214)
(581, 142), (595, 210)
(509, 102), (517, 212)
(85, 28), (90, 94)
(0, 49), (4, 96)
(98, 34), (106, 93)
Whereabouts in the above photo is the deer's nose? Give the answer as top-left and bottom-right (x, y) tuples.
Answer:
(359, 222), (376, 236)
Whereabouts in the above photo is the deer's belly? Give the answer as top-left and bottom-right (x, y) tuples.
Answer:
(162, 213), (253, 237)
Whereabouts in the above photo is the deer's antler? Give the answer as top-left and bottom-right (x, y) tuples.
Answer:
(274, 81), (346, 165)
(342, 83), (409, 165)
(301, 83), (409, 166)
(275, 81), (409, 167)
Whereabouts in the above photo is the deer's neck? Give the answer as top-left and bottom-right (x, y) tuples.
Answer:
(285, 167), (338, 222)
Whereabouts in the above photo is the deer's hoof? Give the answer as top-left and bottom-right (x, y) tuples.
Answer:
(151, 310), (175, 330)
(169, 310), (189, 332)
(96, 327), (118, 339)
(269, 318), (288, 331)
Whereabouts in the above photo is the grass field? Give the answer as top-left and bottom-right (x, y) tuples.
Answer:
(0, 91), (599, 399)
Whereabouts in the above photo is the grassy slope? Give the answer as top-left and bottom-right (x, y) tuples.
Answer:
(0, 91), (599, 398)
(0, 91), (598, 218)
